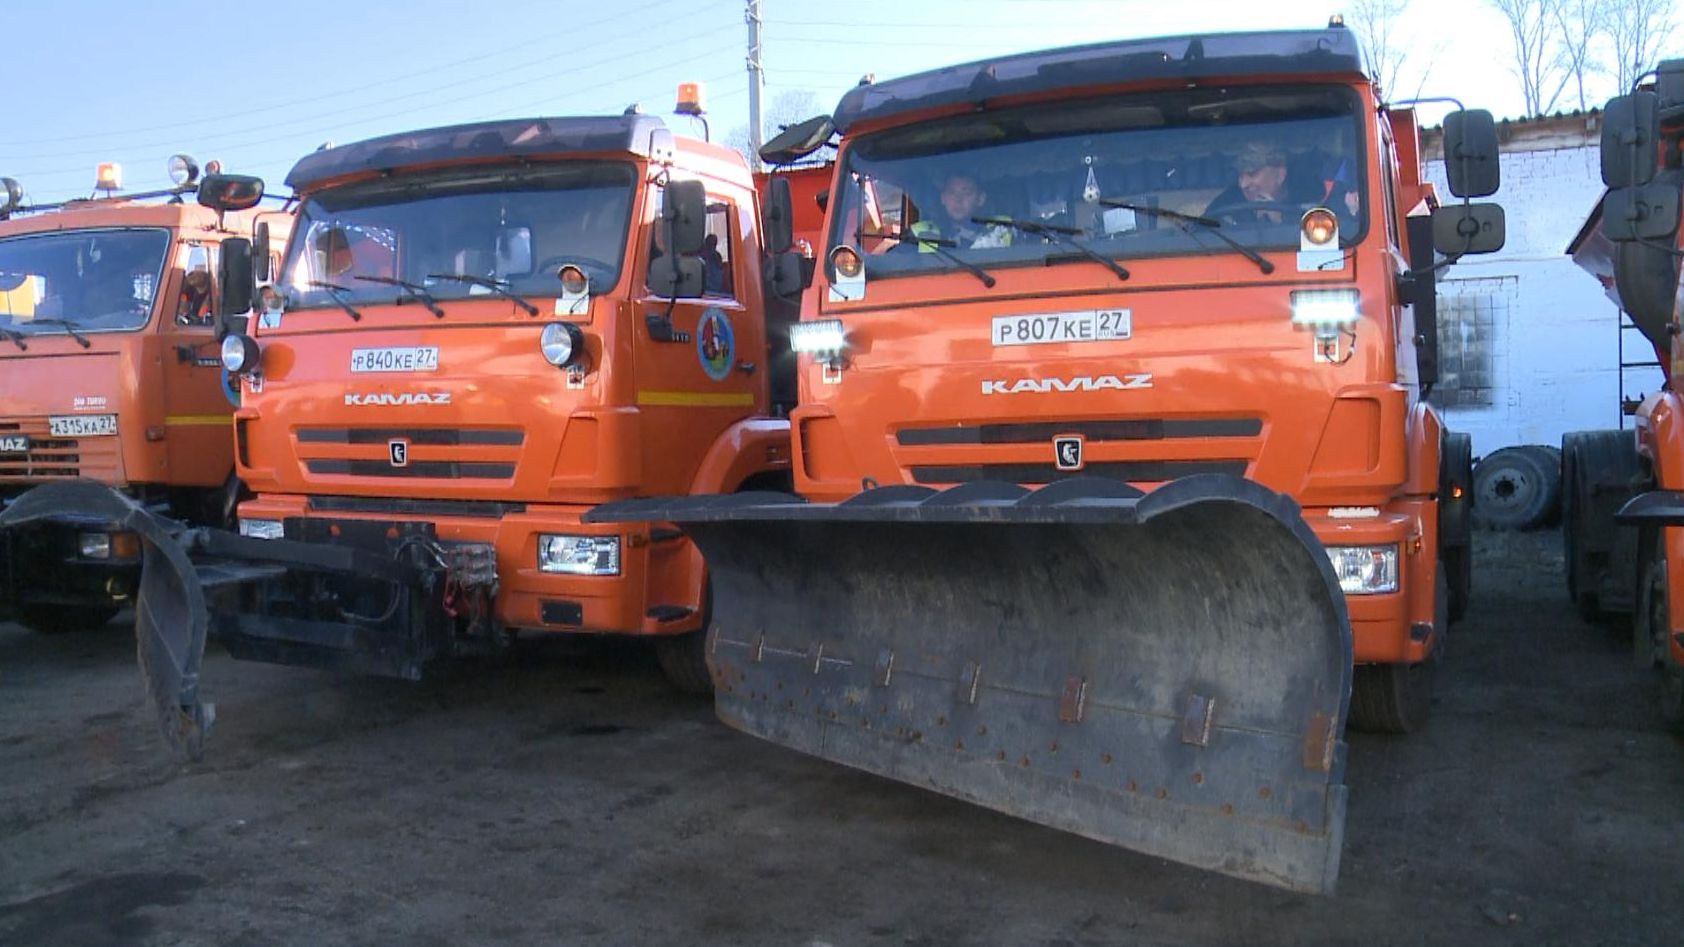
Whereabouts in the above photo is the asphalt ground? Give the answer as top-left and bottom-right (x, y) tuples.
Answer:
(1, 527), (1680, 946)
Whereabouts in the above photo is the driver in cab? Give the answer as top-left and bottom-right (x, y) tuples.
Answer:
(909, 172), (1012, 250)
(1205, 139), (1361, 226)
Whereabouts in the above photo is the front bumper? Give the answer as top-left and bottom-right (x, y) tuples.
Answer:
(1304, 503), (1436, 665)
(237, 496), (703, 636)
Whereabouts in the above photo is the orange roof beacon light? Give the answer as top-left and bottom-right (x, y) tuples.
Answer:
(95, 162), (122, 193)
(675, 82), (706, 116)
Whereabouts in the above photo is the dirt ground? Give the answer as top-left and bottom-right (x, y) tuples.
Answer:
(0, 528), (1680, 947)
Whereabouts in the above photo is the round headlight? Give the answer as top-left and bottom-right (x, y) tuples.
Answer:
(1301, 207), (1338, 247)
(168, 154), (199, 187)
(557, 264), (589, 296)
(220, 334), (260, 373)
(830, 245), (863, 279)
(540, 322), (585, 367)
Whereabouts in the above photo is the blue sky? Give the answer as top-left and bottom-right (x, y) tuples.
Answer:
(2, 0), (1641, 203)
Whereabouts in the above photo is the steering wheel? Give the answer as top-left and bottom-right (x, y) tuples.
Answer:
(1202, 200), (1305, 225)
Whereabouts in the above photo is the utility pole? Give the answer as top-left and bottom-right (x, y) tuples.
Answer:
(746, 0), (765, 169)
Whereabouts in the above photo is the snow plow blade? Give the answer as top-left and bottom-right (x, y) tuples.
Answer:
(587, 475), (1353, 894)
(0, 481), (213, 758)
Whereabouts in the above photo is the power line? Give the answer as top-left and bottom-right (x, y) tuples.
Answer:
(4, 0), (694, 150)
(2, 19), (744, 165)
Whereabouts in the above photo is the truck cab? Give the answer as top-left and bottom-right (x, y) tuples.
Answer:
(0, 163), (269, 632)
(219, 115), (793, 687)
(773, 26), (1503, 730)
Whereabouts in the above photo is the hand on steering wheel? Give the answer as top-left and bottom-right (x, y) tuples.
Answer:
(1203, 200), (1304, 224)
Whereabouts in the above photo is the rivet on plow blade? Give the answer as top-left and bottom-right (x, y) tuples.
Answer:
(959, 662), (983, 705)
(874, 649), (894, 687)
(1180, 693), (1216, 747)
(1058, 676), (1087, 723)
(1303, 711), (1338, 773)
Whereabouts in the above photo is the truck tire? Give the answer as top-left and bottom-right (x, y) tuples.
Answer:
(1349, 565), (1446, 733)
(1472, 446), (1554, 530)
(1439, 431), (1474, 623)
(1519, 444), (1564, 525)
(655, 630), (713, 695)
(1634, 536), (1684, 729)
(16, 604), (118, 635)
(1562, 430), (1644, 620)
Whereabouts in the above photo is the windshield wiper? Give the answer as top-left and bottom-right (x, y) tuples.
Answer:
(0, 327), (26, 351)
(856, 228), (996, 288)
(1097, 200), (1274, 275)
(27, 318), (91, 348)
(424, 273), (540, 315)
(972, 215), (1129, 282)
(305, 280), (363, 321)
(353, 275), (445, 318)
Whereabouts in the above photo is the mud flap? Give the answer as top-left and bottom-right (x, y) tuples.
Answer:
(588, 475), (1353, 894)
(0, 481), (213, 758)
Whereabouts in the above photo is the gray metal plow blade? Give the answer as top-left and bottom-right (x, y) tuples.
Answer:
(0, 481), (211, 758)
(588, 475), (1353, 894)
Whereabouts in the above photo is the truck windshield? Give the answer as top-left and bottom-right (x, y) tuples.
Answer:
(279, 162), (637, 311)
(828, 85), (1366, 282)
(0, 228), (169, 334)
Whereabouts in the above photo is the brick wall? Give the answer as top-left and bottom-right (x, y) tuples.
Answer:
(1422, 143), (1657, 455)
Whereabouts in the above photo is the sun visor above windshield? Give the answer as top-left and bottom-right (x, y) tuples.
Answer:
(285, 116), (677, 192)
(832, 29), (1367, 134)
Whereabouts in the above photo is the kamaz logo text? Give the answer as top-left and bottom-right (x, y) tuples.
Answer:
(344, 392), (452, 406)
(980, 374), (1153, 395)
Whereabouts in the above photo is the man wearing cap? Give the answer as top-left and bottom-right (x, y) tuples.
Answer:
(909, 172), (1012, 250)
(1204, 140), (1318, 223)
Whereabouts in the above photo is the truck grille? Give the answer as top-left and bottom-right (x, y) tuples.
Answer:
(294, 425), (523, 484)
(0, 418), (120, 482)
(894, 416), (1261, 487)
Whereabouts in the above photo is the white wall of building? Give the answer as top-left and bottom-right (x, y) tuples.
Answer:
(1423, 144), (1661, 457)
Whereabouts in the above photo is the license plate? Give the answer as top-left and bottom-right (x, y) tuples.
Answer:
(350, 346), (440, 373)
(49, 414), (116, 437)
(992, 309), (1132, 347)
(0, 435), (27, 452)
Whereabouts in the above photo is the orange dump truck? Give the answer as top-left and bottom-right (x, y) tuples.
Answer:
(589, 25), (1507, 893)
(1562, 59), (1684, 727)
(44, 115), (807, 752)
(0, 162), (270, 632)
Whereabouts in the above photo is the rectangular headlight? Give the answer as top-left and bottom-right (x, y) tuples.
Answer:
(1291, 289), (1360, 327)
(539, 534), (620, 575)
(1325, 544), (1399, 595)
(239, 518), (284, 540)
(78, 532), (111, 559)
(789, 319), (847, 355)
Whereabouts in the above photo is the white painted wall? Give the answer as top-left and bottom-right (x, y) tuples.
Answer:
(1423, 146), (1661, 457)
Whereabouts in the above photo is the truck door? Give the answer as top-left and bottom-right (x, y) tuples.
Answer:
(159, 242), (234, 490)
(633, 184), (761, 495)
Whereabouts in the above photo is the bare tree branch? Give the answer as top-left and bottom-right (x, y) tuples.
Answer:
(1555, 0), (1608, 111)
(1486, 0), (1572, 116)
(1606, 0), (1679, 92)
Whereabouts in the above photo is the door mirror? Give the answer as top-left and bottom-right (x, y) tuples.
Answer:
(649, 255), (704, 298)
(1601, 181), (1681, 242)
(216, 237), (255, 332)
(1442, 109), (1500, 198)
(763, 176), (794, 255)
(1602, 92), (1660, 188)
(768, 251), (808, 297)
(197, 173), (265, 212)
(1432, 202), (1505, 255)
(254, 221), (272, 281)
(662, 180), (707, 255)
(759, 114), (835, 166)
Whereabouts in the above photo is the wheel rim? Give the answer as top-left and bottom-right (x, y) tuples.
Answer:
(1478, 467), (1536, 514)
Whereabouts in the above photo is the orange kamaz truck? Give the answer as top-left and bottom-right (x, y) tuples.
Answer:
(590, 25), (1506, 893)
(1561, 59), (1684, 727)
(0, 161), (269, 633)
(41, 115), (807, 750)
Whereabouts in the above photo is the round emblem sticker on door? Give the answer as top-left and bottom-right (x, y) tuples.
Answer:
(697, 308), (735, 382)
